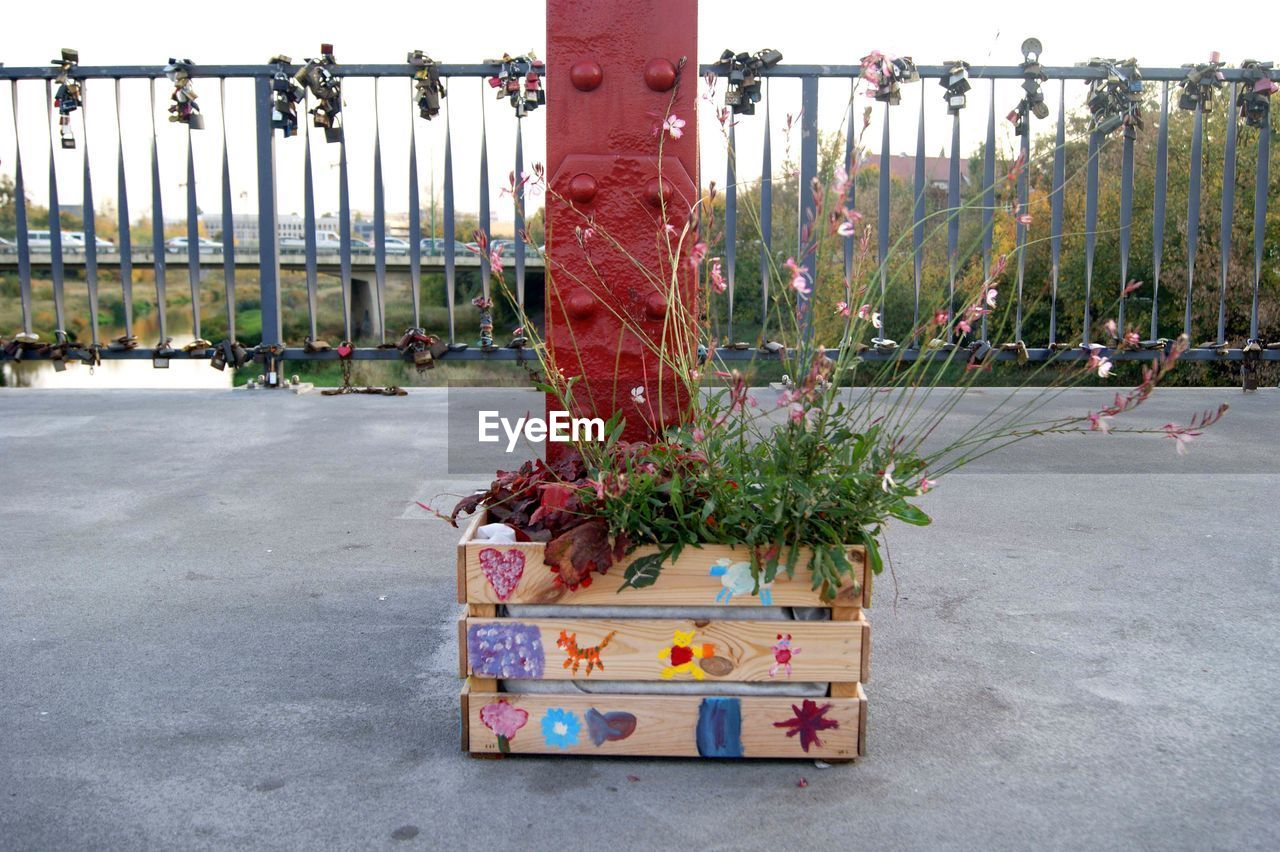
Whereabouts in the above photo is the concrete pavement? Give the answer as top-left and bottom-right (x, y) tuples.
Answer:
(0, 387), (1276, 851)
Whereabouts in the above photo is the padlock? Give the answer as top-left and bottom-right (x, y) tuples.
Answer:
(336, 341), (354, 358)
(429, 338), (449, 359)
(413, 347), (434, 370)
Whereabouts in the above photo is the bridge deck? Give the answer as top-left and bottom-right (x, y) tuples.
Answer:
(0, 387), (1275, 850)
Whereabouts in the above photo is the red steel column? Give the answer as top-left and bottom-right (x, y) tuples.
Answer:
(545, 0), (699, 447)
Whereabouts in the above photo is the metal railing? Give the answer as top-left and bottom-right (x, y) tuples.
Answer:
(1, 55), (1277, 376)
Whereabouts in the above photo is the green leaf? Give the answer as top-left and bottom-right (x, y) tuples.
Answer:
(858, 529), (884, 575)
(618, 553), (664, 592)
(888, 501), (932, 526)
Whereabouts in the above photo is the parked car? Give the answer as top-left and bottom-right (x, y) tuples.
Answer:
(280, 230), (343, 254)
(419, 238), (471, 256)
(165, 236), (222, 255)
(381, 236), (410, 255)
(0, 236), (14, 253)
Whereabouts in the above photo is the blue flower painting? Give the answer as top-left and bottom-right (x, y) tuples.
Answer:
(541, 708), (581, 748)
(467, 622), (545, 679)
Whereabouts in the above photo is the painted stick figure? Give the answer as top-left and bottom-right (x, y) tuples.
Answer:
(709, 557), (774, 606)
(770, 633), (800, 677)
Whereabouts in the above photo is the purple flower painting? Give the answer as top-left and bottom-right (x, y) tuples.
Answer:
(467, 622), (545, 679)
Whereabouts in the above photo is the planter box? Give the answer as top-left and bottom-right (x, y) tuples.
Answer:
(457, 510), (872, 760)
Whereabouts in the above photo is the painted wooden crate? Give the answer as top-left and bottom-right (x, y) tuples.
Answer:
(457, 510), (872, 760)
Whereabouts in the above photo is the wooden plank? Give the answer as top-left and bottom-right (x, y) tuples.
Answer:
(456, 510), (484, 604)
(465, 691), (862, 759)
(461, 533), (867, 608)
(456, 618), (469, 679)
(857, 682), (867, 756)
(463, 615), (867, 683)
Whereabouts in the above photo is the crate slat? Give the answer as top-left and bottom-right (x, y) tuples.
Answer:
(464, 685), (865, 759)
(457, 512), (868, 608)
(462, 615), (869, 683)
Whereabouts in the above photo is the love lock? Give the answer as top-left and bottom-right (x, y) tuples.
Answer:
(1086, 58), (1144, 138)
(153, 337), (176, 369)
(715, 48), (783, 116)
(1008, 39), (1047, 136)
(52, 49), (82, 150)
(488, 53), (545, 118)
(336, 340), (354, 359)
(165, 58), (204, 130)
(296, 44), (343, 143)
(304, 336), (332, 353)
(860, 51), (918, 105)
(269, 55), (305, 137)
(408, 50), (446, 120)
(1242, 339), (1263, 392)
(1238, 60), (1278, 128)
(1177, 53), (1226, 113)
(940, 59), (971, 114)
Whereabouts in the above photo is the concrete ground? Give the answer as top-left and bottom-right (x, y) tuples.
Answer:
(0, 386), (1276, 851)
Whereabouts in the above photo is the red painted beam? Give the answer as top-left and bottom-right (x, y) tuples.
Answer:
(545, 0), (699, 451)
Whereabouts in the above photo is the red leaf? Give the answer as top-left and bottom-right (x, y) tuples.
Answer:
(544, 519), (615, 589)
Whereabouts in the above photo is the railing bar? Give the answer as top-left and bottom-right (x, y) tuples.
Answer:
(798, 76), (819, 338)
(82, 82), (100, 346)
(302, 93), (318, 341)
(912, 86), (925, 347)
(1151, 83), (1169, 342)
(44, 80), (67, 335)
(843, 80), (855, 287)
(1250, 111), (1270, 340)
(1083, 130), (1100, 343)
(759, 82), (772, 343)
(114, 79), (134, 338)
(981, 80), (994, 341)
(947, 107), (960, 344)
(407, 83), (422, 329)
(514, 118), (526, 314)
(725, 119), (737, 345)
(1049, 80), (1065, 346)
(877, 101), (889, 321)
(219, 79), (236, 341)
(148, 79), (168, 344)
(1118, 132), (1134, 335)
(443, 88), (457, 344)
(253, 75), (282, 350)
(373, 78), (387, 344)
(10, 82), (33, 335)
(478, 85), (492, 299)
(186, 125), (201, 342)
(1015, 126), (1029, 342)
(1, 62), (1277, 83)
(338, 124), (353, 342)
(1217, 83), (1238, 346)
(1184, 104), (1204, 340)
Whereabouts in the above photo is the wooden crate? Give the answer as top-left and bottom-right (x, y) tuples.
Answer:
(457, 510), (872, 760)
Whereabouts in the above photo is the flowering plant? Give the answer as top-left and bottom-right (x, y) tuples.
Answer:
(447, 58), (1226, 600)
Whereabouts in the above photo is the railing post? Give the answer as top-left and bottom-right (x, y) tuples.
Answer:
(254, 74), (283, 384)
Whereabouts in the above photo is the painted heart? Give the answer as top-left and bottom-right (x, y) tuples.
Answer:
(585, 708), (637, 745)
(478, 547), (525, 601)
(336, 343), (353, 358)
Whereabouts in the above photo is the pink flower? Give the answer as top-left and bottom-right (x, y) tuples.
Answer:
(1103, 319), (1118, 338)
(662, 115), (686, 139)
(984, 288), (998, 309)
(1123, 279), (1142, 296)
(837, 220), (856, 237)
(916, 474), (936, 495)
(835, 301), (852, 317)
(480, 700), (528, 742)
(691, 242), (708, 265)
(1124, 331), (1140, 348)
(784, 257), (810, 296)
(692, 427), (706, 442)
(789, 403), (806, 424)
(856, 304), (882, 329)
(957, 319), (972, 335)
(630, 385), (646, 405)
(933, 309), (950, 325)
(1088, 412), (1114, 434)
(1016, 213), (1033, 226)
(583, 227), (595, 242)
(710, 258), (727, 293)
(1164, 424), (1196, 456)
(1096, 357), (1114, 379)
(879, 461), (897, 493)
(489, 244), (505, 277)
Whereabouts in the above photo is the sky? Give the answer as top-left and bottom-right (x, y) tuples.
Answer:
(1, 0), (1277, 237)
